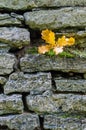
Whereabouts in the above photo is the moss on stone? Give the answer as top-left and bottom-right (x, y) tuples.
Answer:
(26, 47), (38, 54)
(58, 51), (75, 58)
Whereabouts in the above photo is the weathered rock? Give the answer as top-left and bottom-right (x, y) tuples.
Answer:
(24, 7), (86, 30)
(0, 113), (40, 130)
(0, 94), (23, 115)
(26, 94), (86, 114)
(0, 13), (22, 26)
(0, 43), (10, 53)
(32, 0), (86, 7)
(0, 27), (30, 48)
(11, 13), (24, 22)
(0, 76), (7, 85)
(44, 114), (86, 130)
(0, 0), (36, 11)
(4, 72), (51, 94)
(54, 79), (86, 92)
(0, 0), (86, 11)
(20, 54), (86, 73)
(0, 53), (16, 75)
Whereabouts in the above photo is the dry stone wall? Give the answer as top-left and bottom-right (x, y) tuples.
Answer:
(0, 0), (86, 130)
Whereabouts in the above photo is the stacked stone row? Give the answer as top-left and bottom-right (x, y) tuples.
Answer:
(0, 0), (86, 130)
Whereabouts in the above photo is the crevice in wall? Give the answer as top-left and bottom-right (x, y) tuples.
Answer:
(53, 91), (86, 95)
(0, 85), (4, 93)
(7, 92), (30, 96)
(22, 93), (35, 113)
(9, 47), (26, 72)
(0, 9), (32, 15)
(0, 125), (11, 130)
(51, 70), (84, 79)
(39, 115), (44, 130)
(51, 73), (57, 91)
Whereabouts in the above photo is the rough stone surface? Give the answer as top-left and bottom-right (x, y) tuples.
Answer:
(0, 27), (30, 48)
(0, 94), (23, 115)
(44, 114), (86, 130)
(0, 0), (86, 11)
(4, 72), (52, 94)
(0, 113), (40, 130)
(0, 13), (22, 26)
(0, 53), (16, 75)
(20, 54), (86, 73)
(24, 7), (86, 30)
(0, 1), (86, 129)
(54, 79), (86, 92)
(0, 0), (36, 11)
(0, 43), (10, 53)
(10, 13), (24, 22)
(26, 94), (86, 114)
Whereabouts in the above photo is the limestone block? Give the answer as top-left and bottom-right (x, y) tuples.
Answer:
(32, 0), (86, 7)
(20, 54), (86, 73)
(0, 0), (86, 10)
(0, 13), (22, 26)
(54, 79), (86, 92)
(24, 7), (86, 30)
(0, 113), (40, 130)
(0, 0), (36, 11)
(26, 94), (86, 114)
(0, 94), (23, 115)
(44, 114), (86, 130)
(0, 53), (16, 75)
(4, 72), (52, 94)
(0, 27), (30, 48)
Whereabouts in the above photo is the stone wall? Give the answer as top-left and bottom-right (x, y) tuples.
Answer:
(0, 0), (86, 130)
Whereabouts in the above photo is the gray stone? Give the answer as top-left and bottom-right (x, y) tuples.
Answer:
(0, 94), (23, 115)
(0, 0), (36, 11)
(26, 94), (86, 114)
(32, 0), (86, 7)
(54, 79), (86, 92)
(0, 27), (30, 48)
(11, 13), (24, 22)
(0, 43), (10, 53)
(0, 53), (16, 75)
(44, 114), (86, 130)
(81, 119), (86, 130)
(0, 0), (86, 11)
(0, 113), (40, 130)
(0, 13), (22, 26)
(20, 54), (86, 73)
(4, 72), (52, 94)
(0, 76), (7, 85)
(24, 7), (86, 30)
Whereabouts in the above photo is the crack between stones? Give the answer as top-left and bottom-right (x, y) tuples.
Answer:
(0, 125), (14, 130)
(39, 115), (44, 130)
(53, 91), (86, 95)
(22, 93), (35, 113)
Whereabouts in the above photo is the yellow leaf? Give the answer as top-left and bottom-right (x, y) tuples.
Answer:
(56, 36), (67, 47)
(41, 29), (55, 46)
(38, 45), (50, 54)
(56, 36), (75, 47)
(67, 37), (75, 46)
